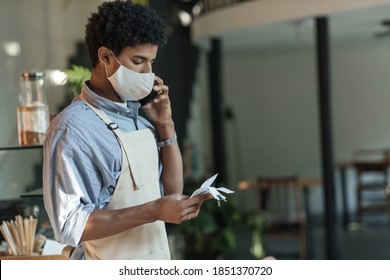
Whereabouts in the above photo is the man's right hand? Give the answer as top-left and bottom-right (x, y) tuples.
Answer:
(155, 193), (213, 224)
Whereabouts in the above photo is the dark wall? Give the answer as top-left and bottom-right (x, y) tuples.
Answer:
(150, 0), (199, 148)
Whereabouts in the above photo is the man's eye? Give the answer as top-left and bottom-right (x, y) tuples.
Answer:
(132, 60), (142, 65)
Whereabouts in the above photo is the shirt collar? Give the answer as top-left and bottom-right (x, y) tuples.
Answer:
(78, 81), (141, 114)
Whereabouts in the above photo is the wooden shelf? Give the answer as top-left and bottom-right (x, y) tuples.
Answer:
(0, 254), (67, 260)
(20, 188), (43, 198)
(0, 145), (43, 151)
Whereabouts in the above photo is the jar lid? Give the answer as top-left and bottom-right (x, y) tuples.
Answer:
(21, 72), (45, 80)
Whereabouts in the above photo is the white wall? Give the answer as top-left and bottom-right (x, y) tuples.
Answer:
(222, 45), (321, 213)
(332, 41), (390, 158)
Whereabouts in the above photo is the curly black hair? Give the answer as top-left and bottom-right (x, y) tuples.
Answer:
(85, 0), (167, 68)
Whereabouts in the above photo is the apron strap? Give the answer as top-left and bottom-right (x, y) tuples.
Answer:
(79, 94), (144, 189)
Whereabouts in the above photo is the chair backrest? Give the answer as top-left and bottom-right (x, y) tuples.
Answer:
(240, 176), (310, 259)
(255, 176), (306, 225)
(352, 148), (390, 184)
(352, 148), (390, 163)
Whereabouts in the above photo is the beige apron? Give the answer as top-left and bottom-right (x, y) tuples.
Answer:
(80, 97), (171, 260)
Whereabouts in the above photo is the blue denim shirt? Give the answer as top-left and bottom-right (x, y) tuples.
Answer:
(42, 82), (160, 259)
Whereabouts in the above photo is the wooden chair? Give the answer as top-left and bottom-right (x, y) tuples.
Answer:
(352, 149), (390, 223)
(254, 176), (308, 259)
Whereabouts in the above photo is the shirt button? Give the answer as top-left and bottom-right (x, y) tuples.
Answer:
(125, 109), (130, 113)
(116, 111), (121, 115)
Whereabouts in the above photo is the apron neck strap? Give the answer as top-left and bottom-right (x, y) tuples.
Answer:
(79, 94), (124, 139)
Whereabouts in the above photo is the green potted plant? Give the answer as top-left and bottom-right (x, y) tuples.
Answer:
(63, 65), (91, 97)
(171, 178), (265, 259)
(247, 211), (266, 259)
(173, 178), (243, 259)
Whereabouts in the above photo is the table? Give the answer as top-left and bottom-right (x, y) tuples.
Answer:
(238, 177), (322, 191)
(240, 173), (357, 231)
(20, 188), (43, 198)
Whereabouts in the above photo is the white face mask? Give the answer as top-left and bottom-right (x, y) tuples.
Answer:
(105, 51), (155, 102)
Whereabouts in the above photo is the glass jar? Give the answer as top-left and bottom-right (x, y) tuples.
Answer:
(17, 72), (49, 146)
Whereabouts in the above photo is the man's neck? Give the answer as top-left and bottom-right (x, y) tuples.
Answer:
(89, 72), (122, 103)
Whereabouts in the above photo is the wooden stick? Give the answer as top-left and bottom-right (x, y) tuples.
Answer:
(28, 217), (32, 254)
(24, 218), (30, 254)
(7, 221), (22, 255)
(11, 220), (23, 255)
(16, 215), (27, 254)
(28, 217), (33, 253)
(1, 222), (18, 255)
(14, 217), (21, 254)
(30, 216), (37, 253)
(15, 218), (26, 254)
(0, 225), (15, 255)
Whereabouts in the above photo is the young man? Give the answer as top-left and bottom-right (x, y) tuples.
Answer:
(43, 0), (210, 260)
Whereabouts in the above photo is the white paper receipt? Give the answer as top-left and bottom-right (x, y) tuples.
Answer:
(190, 173), (235, 206)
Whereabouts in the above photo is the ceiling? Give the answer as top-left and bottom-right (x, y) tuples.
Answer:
(219, 3), (390, 51)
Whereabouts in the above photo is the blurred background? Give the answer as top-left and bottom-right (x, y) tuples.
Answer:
(1, 0), (390, 260)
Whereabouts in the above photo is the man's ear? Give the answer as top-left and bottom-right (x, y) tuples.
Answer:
(98, 46), (111, 65)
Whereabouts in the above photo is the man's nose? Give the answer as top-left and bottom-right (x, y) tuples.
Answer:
(142, 63), (152, 73)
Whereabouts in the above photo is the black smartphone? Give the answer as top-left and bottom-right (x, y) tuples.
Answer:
(138, 91), (159, 106)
